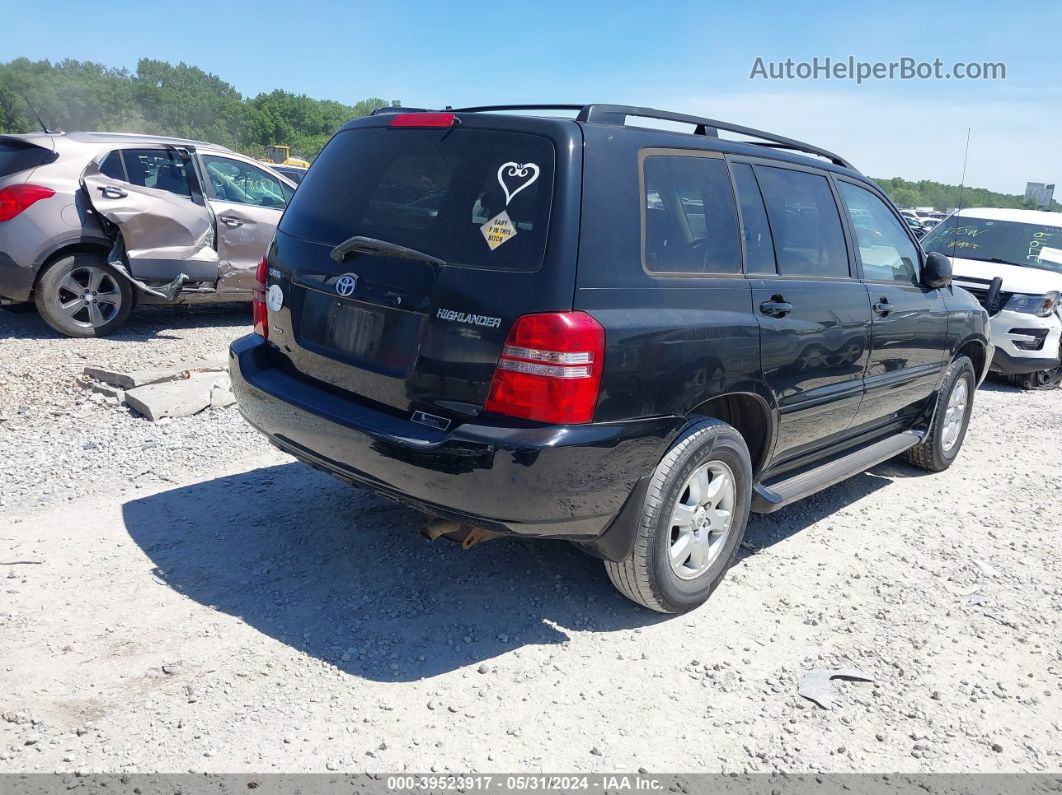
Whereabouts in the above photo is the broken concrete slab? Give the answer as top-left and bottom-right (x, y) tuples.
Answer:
(209, 383), (236, 409)
(76, 376), (125, 404)
(84, 356), (227, 391)
(124, 379), (214, 422)
(83, 366), (179, 390)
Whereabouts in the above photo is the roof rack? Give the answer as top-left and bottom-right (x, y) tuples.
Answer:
(434, 103), (853, 169)
(578, 105), (853, 169)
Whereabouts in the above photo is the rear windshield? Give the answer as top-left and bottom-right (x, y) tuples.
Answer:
(0, 140), (53, 178)
(279, 127), (555, 271)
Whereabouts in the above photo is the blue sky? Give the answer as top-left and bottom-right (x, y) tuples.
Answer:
(3, 0), (1059, 194)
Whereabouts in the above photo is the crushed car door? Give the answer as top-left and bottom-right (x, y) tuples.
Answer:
(199, 154), (292, 294)
(82, 146), (220, 285)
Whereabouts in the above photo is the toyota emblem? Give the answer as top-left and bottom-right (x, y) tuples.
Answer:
(335, 273), (358, 297)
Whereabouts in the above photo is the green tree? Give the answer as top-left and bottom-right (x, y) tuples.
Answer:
(0, 57), (395, 162)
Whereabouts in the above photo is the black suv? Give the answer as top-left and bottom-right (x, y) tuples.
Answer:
(230, 104), (992, 613)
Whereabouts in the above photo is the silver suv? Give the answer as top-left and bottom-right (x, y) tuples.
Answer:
(0, 131), (296, 337)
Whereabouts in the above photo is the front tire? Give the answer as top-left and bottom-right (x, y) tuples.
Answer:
(903, 356), (976, 472)
(605, 418), (752, 613)
(35, 254), (133, 338)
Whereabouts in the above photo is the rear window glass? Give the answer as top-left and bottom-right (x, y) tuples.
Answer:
(0, 140), (53, 178)
(279, 127), (555, 272)
(641, 154), (741, 274)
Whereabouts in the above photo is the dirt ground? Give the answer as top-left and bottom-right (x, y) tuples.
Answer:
(1, 306), (1060, 774)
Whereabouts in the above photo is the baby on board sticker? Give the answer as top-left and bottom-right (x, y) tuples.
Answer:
(481, 161), (539, 251)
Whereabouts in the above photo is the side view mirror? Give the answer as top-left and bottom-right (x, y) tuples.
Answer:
(922, 251), (952, 289)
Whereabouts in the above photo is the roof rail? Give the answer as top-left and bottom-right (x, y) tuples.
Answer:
(576, 104), (853, 169)
(373, 103), (854, 169)
(449, 104), (586, 114)
(370, 106), (432, 115)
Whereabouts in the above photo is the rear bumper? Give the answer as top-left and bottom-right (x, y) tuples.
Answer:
(0, 253), (35, 303)
(229, 334), (679, 542)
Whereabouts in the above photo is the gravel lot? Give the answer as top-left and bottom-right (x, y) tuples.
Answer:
(1, 306), (1060, 774)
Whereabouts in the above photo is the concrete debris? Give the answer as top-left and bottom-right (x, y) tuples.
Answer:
(125, 377), (224, 422)
(84, 356), (226, 390)
(209, 383), (236, 409)
(76, 375), (125, 404)
(798, 667), (875, 710)
(79, 354), (233, 421)
(83, 366), (181, 390)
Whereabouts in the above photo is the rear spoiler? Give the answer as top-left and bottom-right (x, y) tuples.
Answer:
(0, 133), (56, 151)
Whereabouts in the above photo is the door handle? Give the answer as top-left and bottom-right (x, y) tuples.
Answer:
(873, 298), (894, 316)
(96, 185), (127, 199)
(759, 297), (793, 318)
(220, 216), (244, 228)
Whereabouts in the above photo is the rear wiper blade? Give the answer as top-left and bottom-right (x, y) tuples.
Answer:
(330, 235), (446, 272)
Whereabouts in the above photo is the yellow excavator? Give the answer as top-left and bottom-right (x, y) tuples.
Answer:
(259, 145), (310, 168)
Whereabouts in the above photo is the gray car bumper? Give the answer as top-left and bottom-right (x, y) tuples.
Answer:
(0, 255), (35, 303)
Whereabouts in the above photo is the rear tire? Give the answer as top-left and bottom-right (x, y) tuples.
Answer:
(604, 417), (752, 614)
(35, 254), (133, 338)
(903, 356), (975, 472)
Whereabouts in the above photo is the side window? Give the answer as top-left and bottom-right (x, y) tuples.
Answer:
(755, 166), (849, 278)
(202, 156), (287, 209)
(642, 154), (740, 274)
(837, 182), (920, 284)
(121, 149), (191, 197)
(730, 163), (776, 274)
(99, 150), (127, 181)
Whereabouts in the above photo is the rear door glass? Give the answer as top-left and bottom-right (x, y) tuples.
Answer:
(279, 127), (555, 272)
(755, 165), (850, 278)
(120, 149), (191, 197)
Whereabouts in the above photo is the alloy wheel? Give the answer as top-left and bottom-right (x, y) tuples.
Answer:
(56, 266), (122, 329)
(667, 461), (737, 580)
(941, 377), (969, 453)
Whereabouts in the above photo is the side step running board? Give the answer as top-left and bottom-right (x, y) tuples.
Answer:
(752, 431), (923, 514)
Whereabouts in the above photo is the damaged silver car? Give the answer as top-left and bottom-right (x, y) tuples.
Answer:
(0, 131), (296, 337)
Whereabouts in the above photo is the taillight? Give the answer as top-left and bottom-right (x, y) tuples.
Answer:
(389, 112), (456, 128)
(0, 184), (55, 222)
(484, 311), (605, 424)
(252, 255), (268, 338)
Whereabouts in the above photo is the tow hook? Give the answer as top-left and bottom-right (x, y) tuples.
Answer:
(420, 519), (505, 549)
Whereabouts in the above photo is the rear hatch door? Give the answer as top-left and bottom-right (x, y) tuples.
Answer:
(267, 113), (582, 423)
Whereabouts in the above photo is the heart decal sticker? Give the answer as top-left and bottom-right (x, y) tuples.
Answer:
(497, 162), (540, 206)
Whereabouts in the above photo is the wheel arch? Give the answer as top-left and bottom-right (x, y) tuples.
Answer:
(687, 391), (775, 478)
(32, 239), (113, 293)
(953, 335), (988, 383)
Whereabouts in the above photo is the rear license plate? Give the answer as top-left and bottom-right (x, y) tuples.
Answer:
(299, 290), (423, 374)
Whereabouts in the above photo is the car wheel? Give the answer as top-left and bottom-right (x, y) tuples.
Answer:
(35, 254), (133, 338)
(1007, 345), (1062, 390)
(903, 356), (976, 472)
(604, 417), (752, 614)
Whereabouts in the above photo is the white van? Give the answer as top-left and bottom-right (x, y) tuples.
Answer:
(921, 208), (1062, 390)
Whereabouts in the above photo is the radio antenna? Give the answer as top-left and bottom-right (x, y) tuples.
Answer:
(950, 127), (971, 253)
